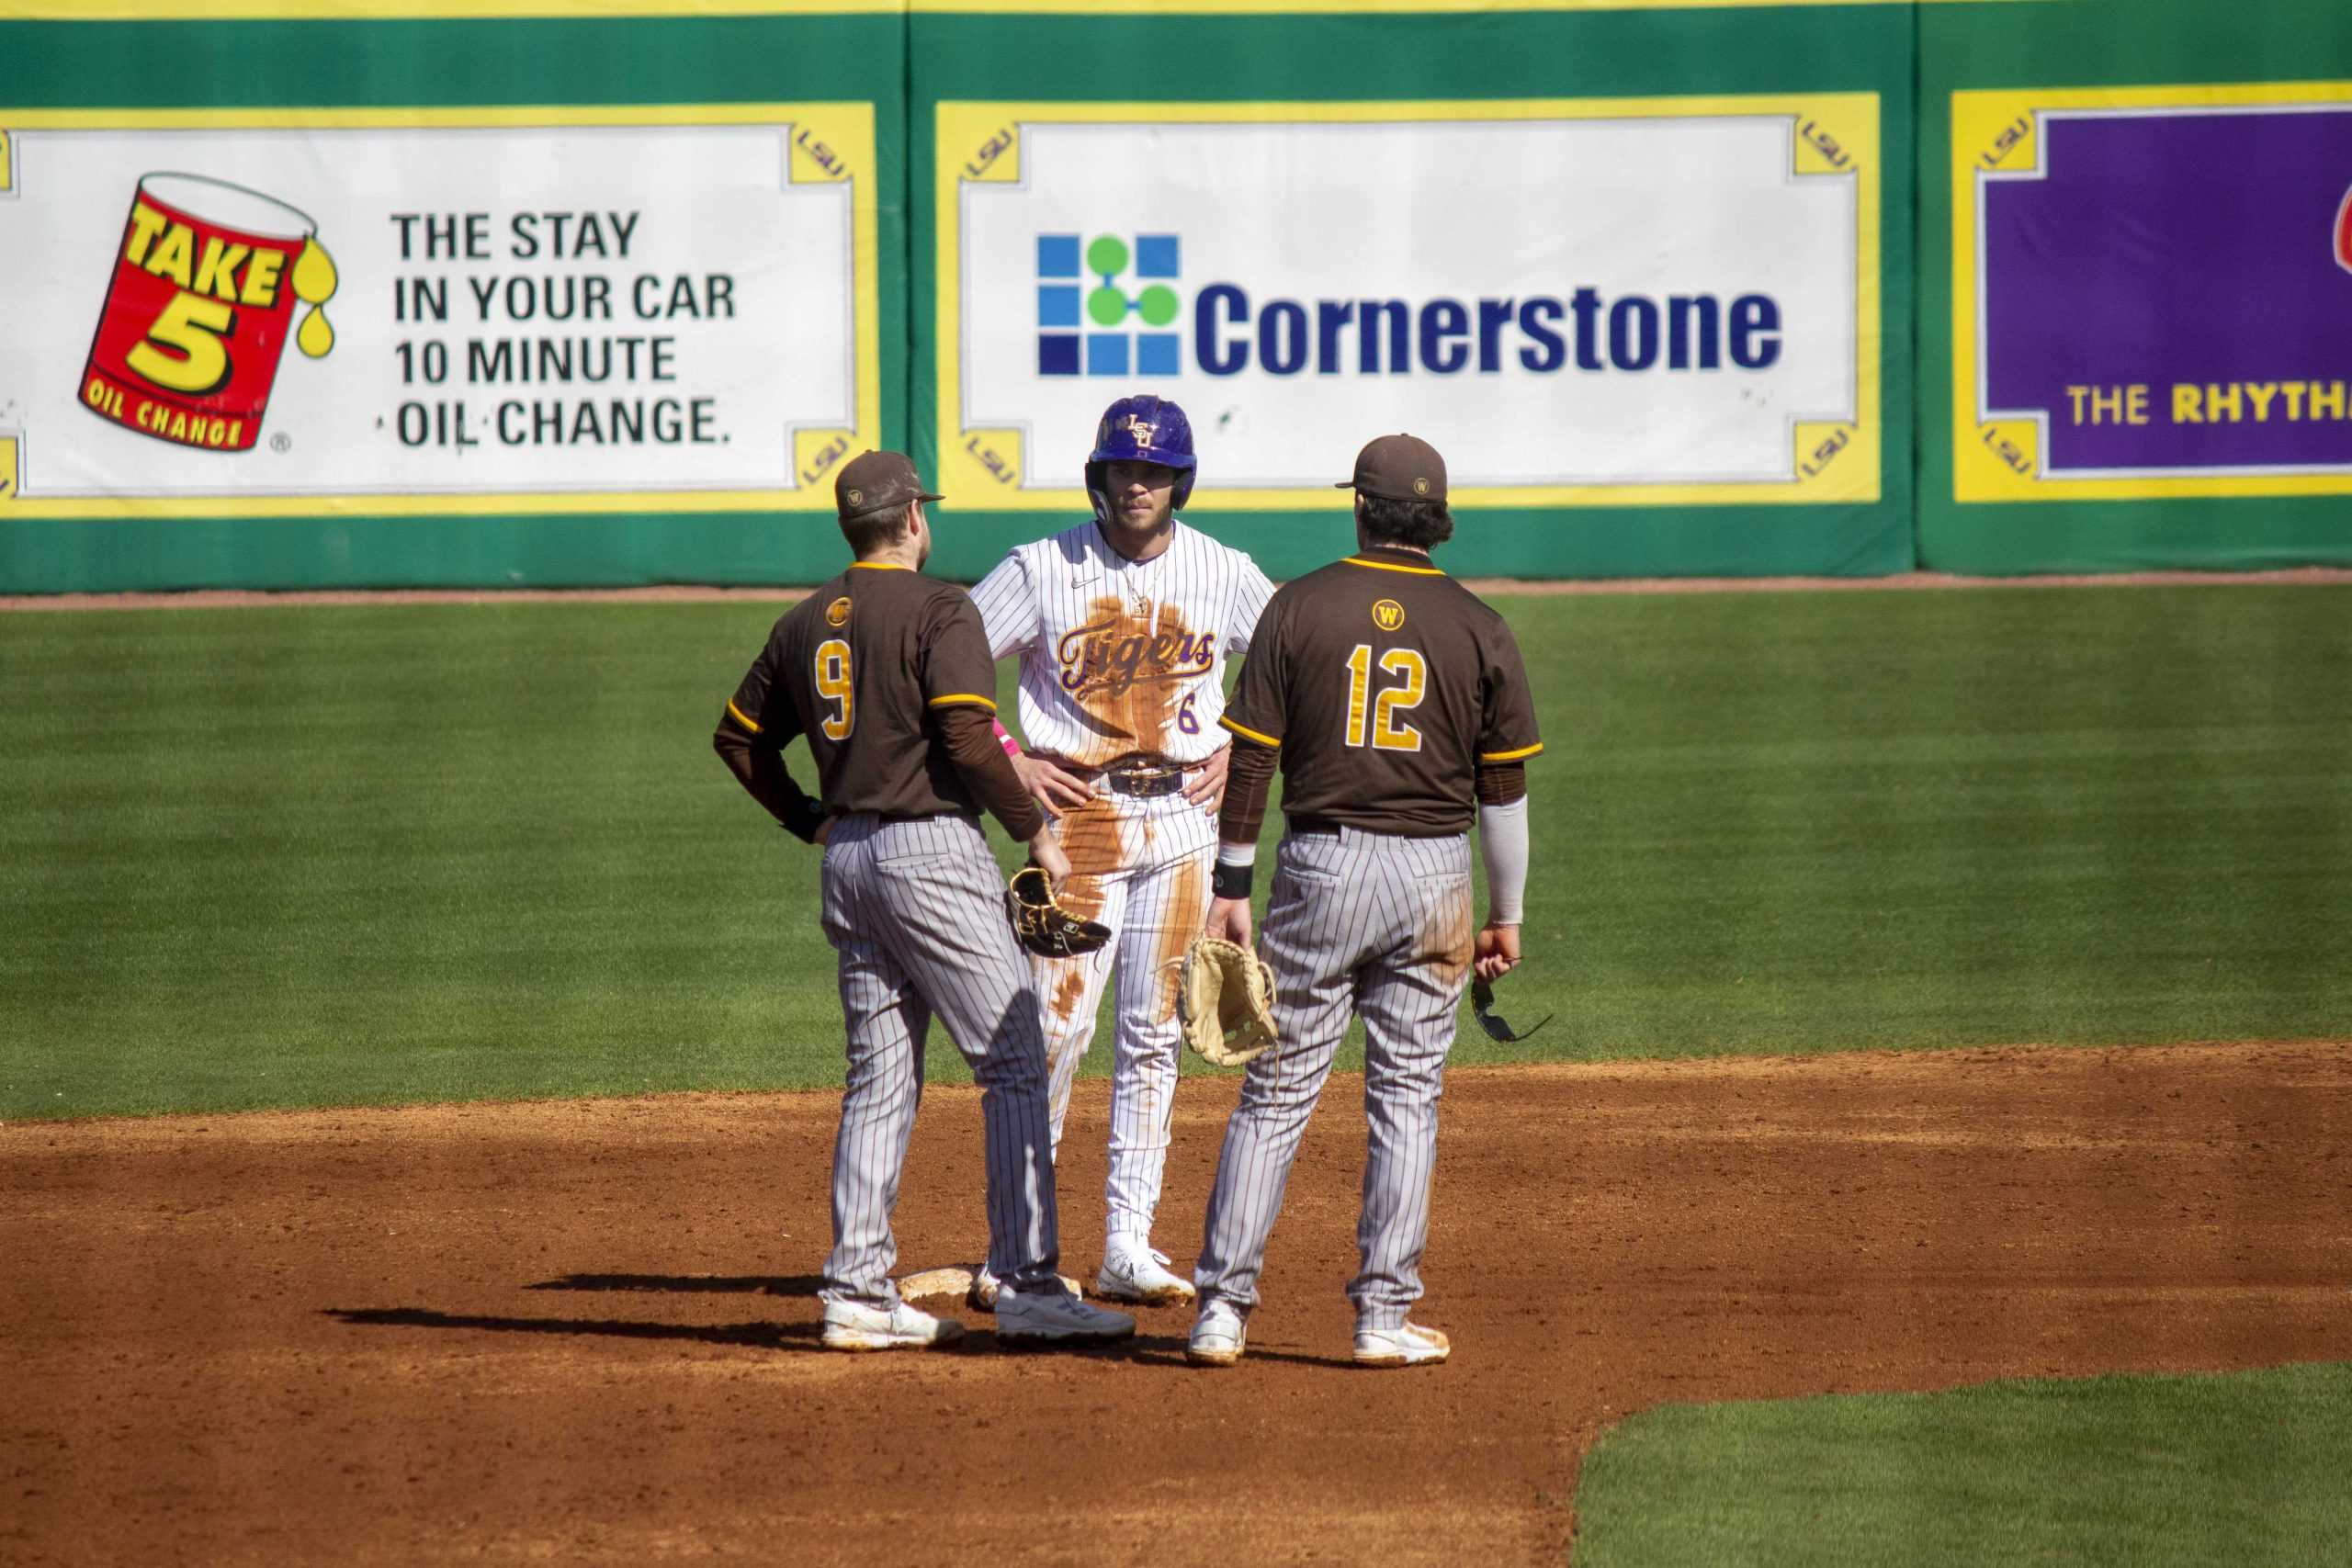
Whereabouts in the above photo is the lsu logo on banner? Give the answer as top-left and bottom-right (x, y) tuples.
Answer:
(941, 98), (1880, 510)
(80, 174), (339, 453)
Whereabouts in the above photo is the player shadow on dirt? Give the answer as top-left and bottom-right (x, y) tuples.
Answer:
(523, 1272), (829, 1297)
(326, 1306), (831, 1352)
(328, 1307), (1218, 1361)
(1122, 1342), (1360, 1371)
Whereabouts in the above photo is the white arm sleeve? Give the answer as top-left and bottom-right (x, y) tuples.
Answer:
(1227, 558), (1277, 653)
(968, 552), (1038, 660)
(1477, 795), (1531, 925)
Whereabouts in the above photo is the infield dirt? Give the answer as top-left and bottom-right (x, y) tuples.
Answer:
(6, 1041), (2350, 1564)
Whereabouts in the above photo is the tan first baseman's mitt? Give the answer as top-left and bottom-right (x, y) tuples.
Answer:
(1177, 935), (1278, 1067)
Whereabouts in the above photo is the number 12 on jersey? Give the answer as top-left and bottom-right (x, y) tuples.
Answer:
(1343, 644), (1425, 752)
(815, 639), (854, 739)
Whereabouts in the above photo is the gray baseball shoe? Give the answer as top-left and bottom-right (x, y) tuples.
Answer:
(1094, 1241), (1196, 1305)
(994, 1285), (1136, 1344)
(821, 1299), (966, 1352)
(968, 1259), (1083, 1311)
(967, 1261), (1001, 1310)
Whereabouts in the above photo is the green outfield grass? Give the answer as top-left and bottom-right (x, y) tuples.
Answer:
(1571, 1361), (2352, 1566)
(2, 581), (2346, 1120)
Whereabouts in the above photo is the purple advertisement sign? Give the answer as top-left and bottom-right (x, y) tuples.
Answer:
(1981, 107), (2352, 475)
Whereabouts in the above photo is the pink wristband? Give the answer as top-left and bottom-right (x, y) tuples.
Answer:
(991, 717), (1022, 759)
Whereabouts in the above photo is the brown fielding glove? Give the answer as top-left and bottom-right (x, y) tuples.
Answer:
(1006, 864), (1112, 959)
(1177, 935), (1278, 1067)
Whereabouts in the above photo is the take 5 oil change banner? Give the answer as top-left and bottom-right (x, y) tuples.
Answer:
(0, 107), (881, 519)
(933, 96), (1880, 513)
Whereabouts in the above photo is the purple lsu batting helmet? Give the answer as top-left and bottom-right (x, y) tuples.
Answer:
(1085, 394), (1196, 519)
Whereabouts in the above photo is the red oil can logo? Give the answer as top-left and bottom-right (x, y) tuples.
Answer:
(80, 173), (339, 452)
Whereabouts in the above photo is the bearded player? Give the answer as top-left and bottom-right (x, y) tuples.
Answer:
(967, 394), (1276, 1305)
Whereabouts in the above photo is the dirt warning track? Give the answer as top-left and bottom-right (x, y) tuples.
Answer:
(6, 1041), (2349, 1565)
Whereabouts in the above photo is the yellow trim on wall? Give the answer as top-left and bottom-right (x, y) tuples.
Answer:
(1951, 80), (2352, 504)
(0, 0), (2049, 17)
(0, 3), (899, 17)
(937, 94), (1881, 513)
(0, 103), (881, 521)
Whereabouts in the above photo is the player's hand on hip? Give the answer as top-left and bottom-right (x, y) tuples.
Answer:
(1182, 743), (1231, 813)
(1027, 829), (1072, 886)
(1206, 895), (1252, 947)
(1474, 921), (1521, 981)
(1015, 752), (1093, 818)
(811, 817), (834, 847)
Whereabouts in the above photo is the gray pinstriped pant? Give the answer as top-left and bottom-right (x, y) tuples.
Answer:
(818, 813), (1061, 1308)
(1194, 828), (1473, 1330)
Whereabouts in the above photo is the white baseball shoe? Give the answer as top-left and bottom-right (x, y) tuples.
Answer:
(1353, 1322), (1450, 1367)
(1185, 1300), (1248, 1368)
(994, 1285), (1136, 1344)
(821, 1299), (966, 1352)
(1094, 1241), (1197, 1305)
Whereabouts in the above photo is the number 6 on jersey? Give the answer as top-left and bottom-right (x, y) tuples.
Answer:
(815, 638), (854, 739)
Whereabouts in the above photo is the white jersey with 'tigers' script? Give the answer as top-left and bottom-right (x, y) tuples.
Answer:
(970, 520), (1275, 769)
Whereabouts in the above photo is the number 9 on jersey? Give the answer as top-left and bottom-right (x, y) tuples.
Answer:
(815, 639), (854, 739)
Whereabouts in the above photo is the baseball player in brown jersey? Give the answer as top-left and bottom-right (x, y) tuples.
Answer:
(1183, 434), (1540, 1369)
(714, 449), (1136, 1351)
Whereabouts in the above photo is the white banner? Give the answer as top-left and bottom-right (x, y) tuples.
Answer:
(937, 97), (1878, 509)
(0, 107), (877, 516)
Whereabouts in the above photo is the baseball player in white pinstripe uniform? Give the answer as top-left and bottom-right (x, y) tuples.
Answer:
(714, 449), (1136, 1352)
(967, 395), (1275, 1306)
(1185, 434), (1541, 1369)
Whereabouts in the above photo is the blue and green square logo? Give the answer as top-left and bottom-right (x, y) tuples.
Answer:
(1038, 232), (1182, 378)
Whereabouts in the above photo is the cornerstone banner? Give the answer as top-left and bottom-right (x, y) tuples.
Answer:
(934, 96), (1880, 512)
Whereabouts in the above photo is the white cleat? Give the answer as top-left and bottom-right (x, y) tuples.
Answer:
(994, 1285), (1136, 1344)
(1352, 1322), (1450, 1368)
(1094, 1243), (1197, 1305)
(821, 1299), (966, 1352)
(1185, 1301), (1248, 1368)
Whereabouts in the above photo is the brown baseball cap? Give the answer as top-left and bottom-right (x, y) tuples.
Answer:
(1335, 434), (1447, 502)
(835, 449), (944, 521)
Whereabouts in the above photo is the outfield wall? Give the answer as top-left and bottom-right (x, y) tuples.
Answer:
(0, 1), (2345, 592)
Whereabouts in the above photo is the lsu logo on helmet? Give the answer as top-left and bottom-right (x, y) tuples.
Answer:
(1085, 393), (1197, 519)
